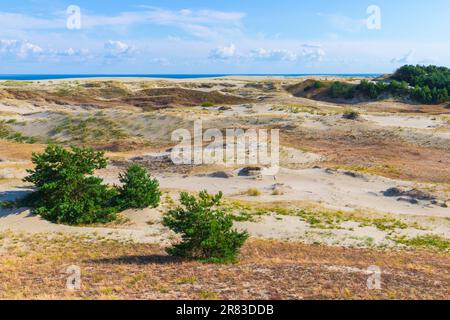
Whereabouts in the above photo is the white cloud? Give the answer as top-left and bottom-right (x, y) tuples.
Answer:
(319, 13), (366, 32)
(48, 48), (92, 63)
(137, 8), (245, 38)
(0, 12), (64, 30)
(0, 7), (245, 40)
(104, 40), (135, 59)
(299, 44), (326, 62)
(209, 44), (236, 59)
(250, 48), (297, 61)
(248, 44), (325, 62)
(57, 48), (90, 57)
(0, 39), (43, 59)
(208, 43), (325, 63)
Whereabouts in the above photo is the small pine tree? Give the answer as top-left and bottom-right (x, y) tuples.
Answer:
(163, 191), (249, 263)
(116, 164), (161, 209)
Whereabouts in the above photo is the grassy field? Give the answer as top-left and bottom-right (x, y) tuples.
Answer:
(0, 232), (448, 300)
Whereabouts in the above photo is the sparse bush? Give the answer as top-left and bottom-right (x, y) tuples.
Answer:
(116, 164), (161, 210)
(201, 102), (215, 107)
(244, 188), (261, 196)
(342, 109), (360, 120)
(23, 145), (118, 225)
(163, 191), (249, 263)
(271, 188), (284, 196)
(0, 121), (37, 144)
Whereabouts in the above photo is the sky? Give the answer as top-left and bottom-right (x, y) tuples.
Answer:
(1, 0), (450, 74)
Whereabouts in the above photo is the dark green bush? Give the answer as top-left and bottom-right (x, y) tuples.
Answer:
(313, 80), (323, 89)
(163, 191), (249, 263)
(356, 80), (381, 99)
(412, 85), (448, 104)
(116, 164), (161, 210)
(23, 144), (118, 225)
(330, 82), (355, 99)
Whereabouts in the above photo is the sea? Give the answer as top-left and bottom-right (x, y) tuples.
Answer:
(0, 74), (383, 81)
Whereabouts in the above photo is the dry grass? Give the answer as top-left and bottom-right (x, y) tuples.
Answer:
(0, 140), (45, 161)
(282, 129), (450, 184)
(0, 232), (448, 300)
(243, 188), (262, 197)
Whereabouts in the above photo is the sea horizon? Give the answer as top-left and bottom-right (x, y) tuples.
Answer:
(0, 73), (385, 81)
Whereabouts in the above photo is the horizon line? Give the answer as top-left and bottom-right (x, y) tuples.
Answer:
(0, 73), (386, 81)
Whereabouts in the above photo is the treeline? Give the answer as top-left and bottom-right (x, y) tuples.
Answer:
(391, 65), (450, 91)
(327, 65), (450, 104)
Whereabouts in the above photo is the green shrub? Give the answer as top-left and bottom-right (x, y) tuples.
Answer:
(313, 80), (323, 89)
(163, 191), (249, 263)
(329, 82), (355, 99)
(23, 145), (118, 225)
(116, 164), (161, 209)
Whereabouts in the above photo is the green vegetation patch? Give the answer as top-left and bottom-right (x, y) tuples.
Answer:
(1, 80), (32, 87)
(51, 115), (128, 143)
(317, 65), (450, 104)
(390, 234), (450, 251)
(224, 200), (414, 232)
(0, 120), (38, 144)
(271, 105), (327, 115)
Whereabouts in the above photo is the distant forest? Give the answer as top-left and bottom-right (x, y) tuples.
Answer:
(327, 65), (450, 104)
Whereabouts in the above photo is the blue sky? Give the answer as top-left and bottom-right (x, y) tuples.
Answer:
(1, 0), (450, 74)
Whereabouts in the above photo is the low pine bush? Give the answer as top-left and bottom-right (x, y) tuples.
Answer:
(163, 191), (249, 263)
(116, 164), (161, 210)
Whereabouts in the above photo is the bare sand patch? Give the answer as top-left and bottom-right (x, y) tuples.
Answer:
(364, 114), (448, 129)
(157, 168), (449, 217)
